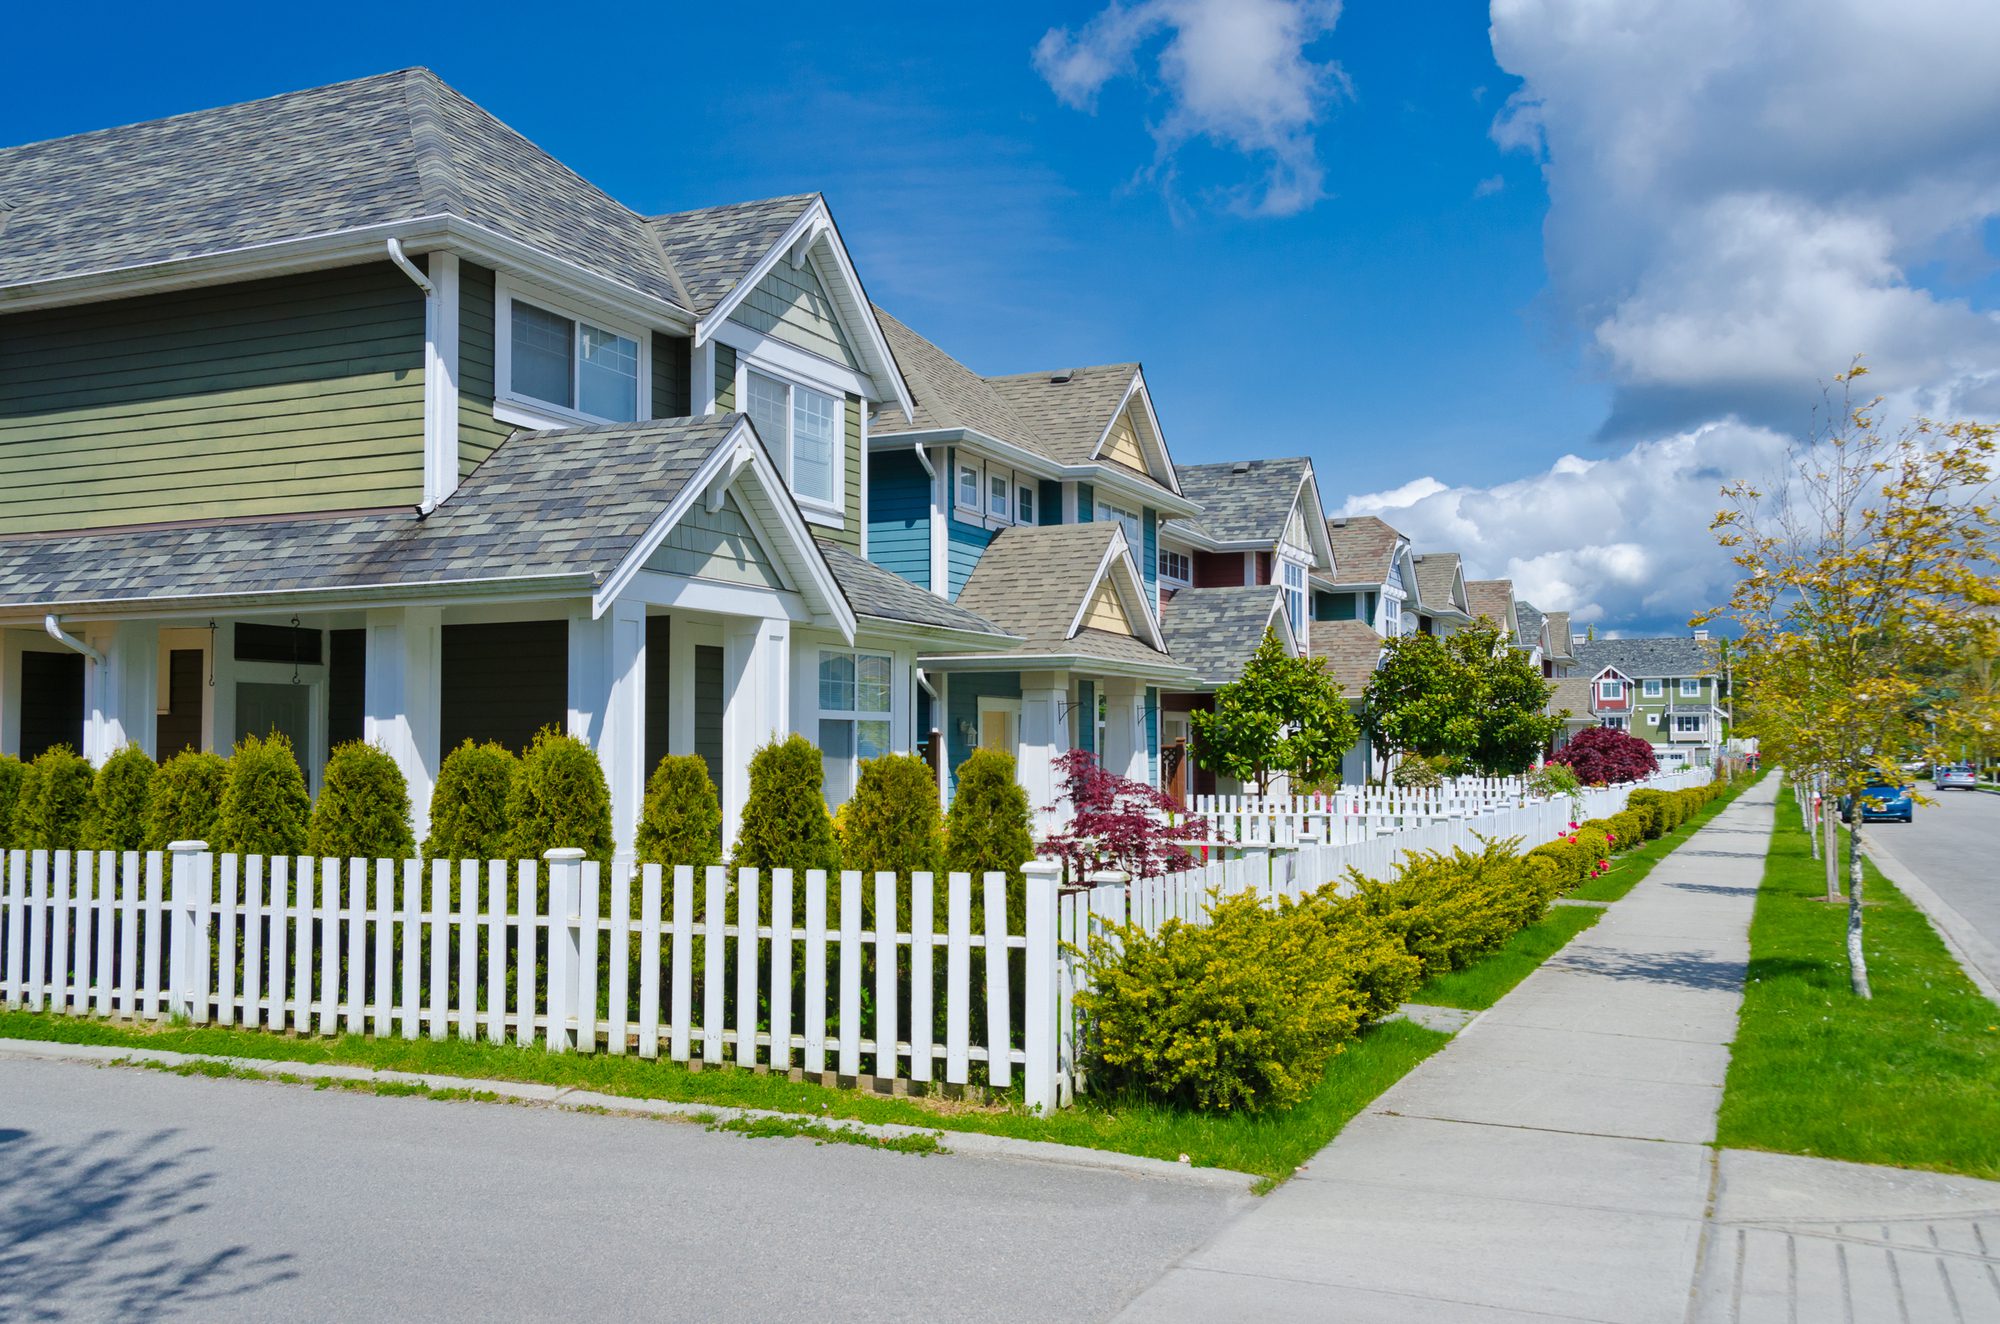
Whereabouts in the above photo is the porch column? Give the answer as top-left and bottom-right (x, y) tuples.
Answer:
(82, 621), (159, 764)
(1018, 670), (1067, 833)
(721, 617), (790, 849)
(568, 600), (647, 860)
(364, 606), (442, 843)
(1100, 678), (1147, 785)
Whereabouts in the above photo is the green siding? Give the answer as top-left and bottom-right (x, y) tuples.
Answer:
(645, 493), (783, 588)
(694, 644), (725, 790)
(715, 345), (737, 410)
(654, 334), (692, 419)
(0, 266), (425, 533)
(731, 262), (858, 368)
(458, 262), (512, 477)
(818, 393), (862, 553)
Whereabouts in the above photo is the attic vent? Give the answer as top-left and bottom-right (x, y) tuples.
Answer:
(1231, 461), (1251, 474)
(0, 199), (13, 238)
(1049, 369), (1075, 384)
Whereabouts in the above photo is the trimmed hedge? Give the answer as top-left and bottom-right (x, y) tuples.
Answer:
(307, 742), (414, 861)
(730, 734), (840, 875)
(1334, 839), (1560, 980)
(0, 754), (23, 850)
(944, 749), (1036, 931)
(87, 744), (156, 852)
(423, 740), (518, 864)
(145, 751), (228, 851)
(15, 746), (94, 852)
(635, 754), (722, 870)
(217, 733), (310, 858)
(504, 727), (614, 867)
(843, 753), (944, 933)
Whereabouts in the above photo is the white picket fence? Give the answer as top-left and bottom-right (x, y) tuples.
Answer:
(0, 845), (1069, 1111)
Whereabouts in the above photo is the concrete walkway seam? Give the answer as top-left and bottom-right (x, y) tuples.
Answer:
(0, 1036), (1258, 1192)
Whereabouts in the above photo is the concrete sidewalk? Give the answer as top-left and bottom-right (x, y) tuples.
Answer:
(1116, 776), (1781, 1323)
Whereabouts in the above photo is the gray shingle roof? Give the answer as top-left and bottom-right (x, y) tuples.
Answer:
(1465, 579), (1517, 637)
(1516, 600), (1547, 650)
(983, 363), (1139, 467)
(1307, 619), (1386, 696)
(1413, 551), (1466, 615)
(1159, 585), (1286, 687)
(1573, 636), (1720, 679)
(1544, 610), (1575, 660)
(815, 541), (1010, 639)
(0, 414), (739, 610)
(0, 69), (692, 310)
(954, 524), (1181, 669)
(1322, 513), (1402, 584)
(1172, 459), (1311, 546)
(649, 195), (817, 316)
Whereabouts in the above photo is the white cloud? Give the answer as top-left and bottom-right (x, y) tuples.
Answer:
(1340, 421), (1794, 631)
(1472, 174), (1505, 199)
(1033, 0), (1348, 216)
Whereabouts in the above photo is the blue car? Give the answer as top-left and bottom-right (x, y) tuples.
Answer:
(1840, 781), (1914, 823)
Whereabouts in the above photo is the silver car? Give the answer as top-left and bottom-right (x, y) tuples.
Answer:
(1935, 763), (1978, 791)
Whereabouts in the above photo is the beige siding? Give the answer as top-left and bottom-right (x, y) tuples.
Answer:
(1082, 578), (1134, 635)
(730, 261), (857, 368)
(1101, 409), (1146, 470)
(715, 344), (737, 411)
(0, 265), (424, 533)
(644, 492), (784, 589)
(458, 261), (514, 477)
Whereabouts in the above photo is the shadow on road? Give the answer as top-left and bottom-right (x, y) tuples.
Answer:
(0, 1125), (295, 1320)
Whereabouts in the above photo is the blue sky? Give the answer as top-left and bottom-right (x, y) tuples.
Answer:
(12, 2), (1998, 632)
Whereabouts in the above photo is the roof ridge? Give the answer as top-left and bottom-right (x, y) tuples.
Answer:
(871, 304), (1048, 451)
(400, 68), (466, 219)
(646, 192), (821, 224)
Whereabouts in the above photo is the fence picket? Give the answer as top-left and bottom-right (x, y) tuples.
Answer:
(701, 865), (726, 1065)
(874, 872), (897, 1080)
(51, 852), (72, 1013)
(401, 859), (421, 1040)
(427, 861), (447, 1041)
(803, 870), (827, 1076)
(735, 868), (758, 1069)
(3, 852), (22, 1009)
(982, 871), (1010, 1088)
(486, 860), (507, 1045)
(26, 851), (47, 1011)
(345, 858), (367, 1034)
(769, 868), (793, 1072)
(241, 856), (262, 1028)
(267, 857), (288, 1029)
(118, 853), (142, 1016)
(316, 858), (338, 1035)
(456, 860), (477, 1040)
(910, 871), (934, 1085)
(372, 859), (393, 1038)
(669, 866), (694, 1063)
(945, 871), (970, 1086)
(577, 861), (600, 1053)
(638, 864), (662, 1060)
(609, 863), (631, 1056)
(515, 861), (537, 1047)
(93, 851), (115, 1017)
(837, 870), (862, 1080)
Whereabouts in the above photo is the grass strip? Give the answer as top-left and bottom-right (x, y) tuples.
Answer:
(1568, 770), (1763, 902)
(1415, 904), (1603, 1010)
(0, 1006), (1444, 1185)
(1716, 778), (2000, 1179)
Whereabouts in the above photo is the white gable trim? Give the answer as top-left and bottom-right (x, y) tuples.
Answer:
(593, 417), (856, 640)
(1294, 469), (1338, 572)
(1088, 373), (1180, 494)
(1064, 527), (1168, 652)
(693, 198), (915, 422)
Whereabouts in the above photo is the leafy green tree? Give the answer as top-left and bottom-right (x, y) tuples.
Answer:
(87, 744), (156, 851)
(1364, 631), (1480, 781)
(635, 754), (722, 869)
(1474, 641), (1566, 775)
(217, 732), (310, 857)
(145, 750), (228, 850)
(1190, 628), (1359, 793)
(307, 741), (414, 860)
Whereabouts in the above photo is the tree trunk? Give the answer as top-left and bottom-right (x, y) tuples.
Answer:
(1807, 774), (1821, 862)
(1823, 780), (1839, 903)
(1846, 815), (1872, 999)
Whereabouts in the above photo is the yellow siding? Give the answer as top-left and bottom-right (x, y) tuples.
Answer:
(1082, 578), (1134, 635)
(1101, 409), (1146, 470)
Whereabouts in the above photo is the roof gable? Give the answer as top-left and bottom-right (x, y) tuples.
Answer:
(1307, 619), (1387, 695)
(1159, 584), (1294, 688)
(1412, 551), (1470, 616)
(1323, 514), (1403, 587)
(1173, 458), (1322, 553)
(957, 522), (1169, 657)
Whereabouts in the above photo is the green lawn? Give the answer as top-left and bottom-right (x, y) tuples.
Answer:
(1568, 770), (1762, 902)
(0, 1005), (1445, 1188)
(1716, 779), (2000, 1179)
(1415, 904), (1603, 1010)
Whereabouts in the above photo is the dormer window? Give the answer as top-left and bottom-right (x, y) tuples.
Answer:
(499, 282), (644, 425)
(746, 369), (840, 511)
(1017, 484), (1036, 524)
(989, 473), (1010, 519)
(1599, 678), (1624, 701)
(956, 463), (980, 511)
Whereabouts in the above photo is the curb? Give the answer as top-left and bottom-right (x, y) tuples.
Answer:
(1859, 837), (2000, 1008)
(0, 1037), (1259, 1193)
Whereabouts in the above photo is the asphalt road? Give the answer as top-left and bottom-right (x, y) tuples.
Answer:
(0, 1057), (1243, 1322)
(1864, 786), (2000, 971)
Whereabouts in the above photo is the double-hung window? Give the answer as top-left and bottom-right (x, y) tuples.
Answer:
(1159, 548), (1191, 584)
(1599, 678), (1624, 701)
(1643, 679), (1662, 697)
(956, 462), (981, 512)
(1016, 483), (1036, 525)
(506, 295), (641, 423)
(1675, 714), (1703, 733)
(1282, 559), (1307, 636)
(1680, 678), (1701, 698)
(746, 369), (840, 510)
(988, 472), (1010, 520)
(817, 649), (893, 805)
(1096, 500), (1142, 552)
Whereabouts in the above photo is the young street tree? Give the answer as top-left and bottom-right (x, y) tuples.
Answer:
(1363, 623), (1562, 779)
(1190, 628), (1358, 795)
(1703, 366), (1998, 997)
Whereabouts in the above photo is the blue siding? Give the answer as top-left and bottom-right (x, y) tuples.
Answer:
(947, 507), (995, 599)
(1146, 687), (1160, 786)
(867, 449), (930, 588)
(1039, 479), (1061, 526)
(1142, 508), (1158, 595)
(1077, 483), (1094, 520)
(1076, 680), (1095, 756)
(945, 671), (1023, 797)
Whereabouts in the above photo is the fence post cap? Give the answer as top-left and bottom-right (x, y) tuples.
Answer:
(543, 847), (587, 862)
(1022, 859), (1063, 879)
(167, 840), (209, 853)
(1085, 869), (1129, 886)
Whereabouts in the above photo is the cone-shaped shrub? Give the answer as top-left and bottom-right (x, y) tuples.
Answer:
(503, 727), (613, 866)
(16, 745), (93, 851)
(307, 741), (414, 861)
(217, 732), (309, 858)
(731, 734), (840, 874)
(145, 750), (228, 851)
(422, 739), (518, 863)
(0, 754), (25, 850)
(944, 748), (1036, 929)
(88, 744), (156, 851)
(635, 754), (722, 869)
(842, 754), (943, 879)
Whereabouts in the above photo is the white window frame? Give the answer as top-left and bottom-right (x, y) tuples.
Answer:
(1016, 481), (1036, 526)
(1643, 678), (1662, 697)
(1599, 678), (1625, 701)
(1096, 499), (1142, 552)
(1604, 715), (1628, 731)
(1674, 714), (1704, 733)
(1159, 547), (1192, 586)
(745, 367), (843, 519)
(988, 467), (1011, 521)
(494, 276), (651, 430)
(1680, 678), (1701, 697)
(1646, 712), (1659, 726)
(1281, 556), (1308, 638)
(815, 647), (894, 804)
(956, 460), (982, 514)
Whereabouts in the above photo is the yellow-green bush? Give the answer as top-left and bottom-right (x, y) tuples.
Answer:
(1286, 893), (1421, 1021)
(87, 744), (156, 852)
(635, 754), (722, 870)
(1336, 838), (1556, 979)
(16, 745), (95, 852)
(145, 750), (228, 851)
(1078, 890), (1368, 1113)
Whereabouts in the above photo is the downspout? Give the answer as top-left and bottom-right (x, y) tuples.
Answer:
(386, 238), (444, 518)
(43, 615), (103, 665)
